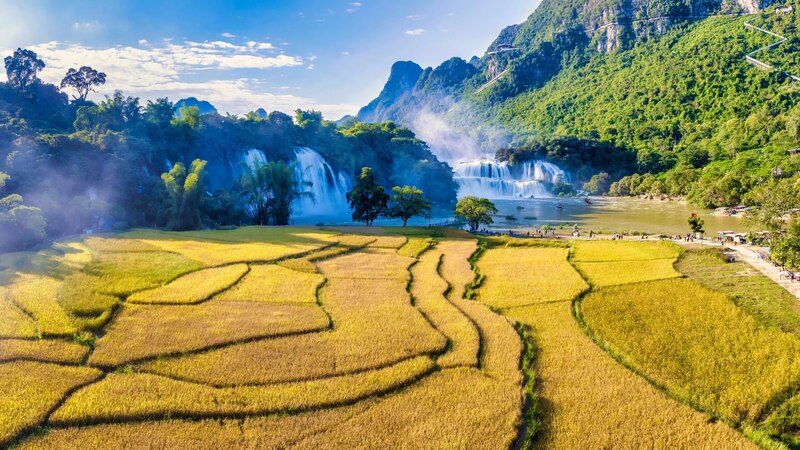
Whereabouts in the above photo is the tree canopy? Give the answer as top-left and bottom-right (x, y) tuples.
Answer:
(455, 196), (498, 232)
(60, 66), (107, 102)
(347, 167), (389, 226)
(388, 185), (432, 226)
(4, 48), (45, 92)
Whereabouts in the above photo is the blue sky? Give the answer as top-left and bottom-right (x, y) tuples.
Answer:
(0, 0), (536, 118)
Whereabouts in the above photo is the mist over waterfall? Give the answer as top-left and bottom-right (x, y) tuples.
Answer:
(454, 159), (568, 198)
(292, 147), (350, 216)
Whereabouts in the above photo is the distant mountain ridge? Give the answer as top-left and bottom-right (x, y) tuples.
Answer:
(356, 0), (800, 209)
(174, 97), (218, 118)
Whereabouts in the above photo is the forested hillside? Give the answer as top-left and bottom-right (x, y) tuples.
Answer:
(360, 0), (800, 208)
(0, 51), (457, 252)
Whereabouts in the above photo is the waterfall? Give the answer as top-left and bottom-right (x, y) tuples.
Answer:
(243, 149), (268, 167)
(293, 147), (349, 216)
(454, 159), (568, 198)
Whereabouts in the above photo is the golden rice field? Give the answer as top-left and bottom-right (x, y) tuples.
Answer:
(4, 228), (800, 448)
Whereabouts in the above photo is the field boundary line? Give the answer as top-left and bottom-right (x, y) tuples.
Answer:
(91, 322), (330, 370)
(5, 370), (108, 449)
(47, 360), (439, 427)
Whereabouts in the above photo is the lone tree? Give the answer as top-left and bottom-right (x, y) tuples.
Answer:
(347, 167), (388, 226)
(455, 196), (497, 232)
(388, 185), (432, 226)
(4, 48), (45, 92)
(60, 66), (107, 102)
(161, 159), (207, 231)
(688, 214), (705, 236)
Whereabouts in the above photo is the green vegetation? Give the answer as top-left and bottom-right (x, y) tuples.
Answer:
(454, 197), (497, 231)
(387, 185), (432, 226)
(677, 247), (800, 336)
(346, 167), (389, 226)
(0, 47), (457, 252)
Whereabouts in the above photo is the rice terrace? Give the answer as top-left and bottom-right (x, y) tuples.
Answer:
(10, 0), (800, 448)
(0, 226), (797, 449)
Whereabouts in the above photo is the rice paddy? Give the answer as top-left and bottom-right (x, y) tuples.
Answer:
(127, 264), (249, 304)
(3, 228), (799, 447)
(0, 339), (89, 364)
(581, 278), (800, 424)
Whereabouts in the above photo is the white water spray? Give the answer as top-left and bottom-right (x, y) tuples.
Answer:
(454, 159), (568, 198)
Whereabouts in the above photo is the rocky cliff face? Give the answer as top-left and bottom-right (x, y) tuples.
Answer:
(357, 58), (478, 123)
(509, 0), (775, 54)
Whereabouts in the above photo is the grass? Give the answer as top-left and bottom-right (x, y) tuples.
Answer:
(89, 302), (330, 367)
(677, 247), (800, 337)
(0, 339), (88, 364)
(476, 246), (588, 309)
(367, 236), (408, 249)
(580, 278), (800, 425)
(83, 237), (159, 252)
(574, 258), (682, 287)
(397, 237), (433, 258)
(140, 249), (446, 385)
(57, 274), (119, 317)
(0, 287), (37, 338)
(128, 264), (249, 304)
(571, 240), (681, 262)
(18, 405), (369, 449)
(213, 264), (322, 304)
(85, 251), (203, 297)
(50, 357), (435, 424)
(290, 368), (522, 449)
(506, 303), (755, 449)
(6, 276), (76, 337)
(436, 239), (522, 382)
(0, 361), (102, 447)
(411, 248), (479, 368)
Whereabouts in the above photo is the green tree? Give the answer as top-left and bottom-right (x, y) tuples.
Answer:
(773, 219), (800, 270)
(161, 159), (207, 231)
(4, 48), (45, 92)
(60, 66), (107, 102)
(455, 196), (497, 232)
(239, 160), (309, 226)
(347, 167), (389, 226)
(388, 185), (432, 226)
(0, 172), (46, 252)
(583, 172), (611, 195)
(745, 176), (800, 233)
(688, 214), (705, 235)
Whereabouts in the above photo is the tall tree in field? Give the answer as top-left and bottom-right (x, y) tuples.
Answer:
(455, 196), (497, 232)
(60, 66), (107, 102)
(161, 159), (207, 230)
(347, 167), (389, 226)
(4, 48), (45, 92)
(347, 167), (389, 227)
(239, 160), (310, 226)
(388, 185), (432, 226)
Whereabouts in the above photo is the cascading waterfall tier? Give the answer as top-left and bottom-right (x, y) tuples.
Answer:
(454, 159), (568, 198)
(292, 147), (349, 216)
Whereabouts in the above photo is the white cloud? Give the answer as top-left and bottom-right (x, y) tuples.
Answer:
(73, 20), (103, 32)
(346, 2), (362, 13)
(138, 39), (150, 46)
(221, 32), (236, 39)
(406, 14), (422, 20)
(405, 28), (427, 36)
(10, 40), (353, 118)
